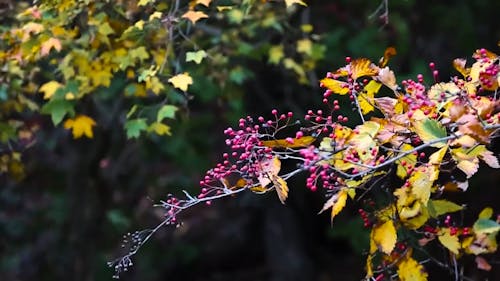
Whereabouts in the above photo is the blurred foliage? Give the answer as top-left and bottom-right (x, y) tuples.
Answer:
(0, 0), (499, 280)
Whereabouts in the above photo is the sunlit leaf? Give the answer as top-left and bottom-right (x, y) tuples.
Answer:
(284, 0), (307, 8)
(397, 254), (428, 281)
(186, 50), (207, 64)
(320, 78), (349, 94)
(319, 189), (348, 223)
(378, 47), (397, 67)
(348, 58), (379, 80)
(271, 175), (288, 204)
(372, 220), (397, 254)
(40, 37), (62, 56)
(413, 118), (447, 148)
(438, 227), (460, 254)
(182, 10), (208, 24)
(157, 105), (178, 122)
(376, 66), (397, 90)
(428, 146), (448, 165)
(427, 199), (463, 218)
(358, 80), (381, 114)
(39, 81), (63, 100)
(268, 45), (284, 64)
(479, 207), (493, 219)
(168, 72), (193, 91)
(261, 136), (315, 148)
(148, 122), (171, 136)
(63, 115), (96, 139)
(473, 219), (500, 234)
(296, 39), (312, 56)
(196, 0), (212, 7)
(257, 157), (281, 187)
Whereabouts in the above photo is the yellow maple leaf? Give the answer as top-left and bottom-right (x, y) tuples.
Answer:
(284, 0), (307, 8)
(40, 37), (62, 56)
(63, 115), (97, 139)
(182, 10), (208, 24)
(372, 220), (397, 254)
(168, 72), (193, 91)
(148, 122), (171, 136)
(146, 76), (165, 94)
(397, 254), (428, 281)
(39, 81), (62, 99)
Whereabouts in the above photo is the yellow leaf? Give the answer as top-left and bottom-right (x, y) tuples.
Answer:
(268, 45), (284, 64)
(438, 228), (460, 255)
(146, 76), (165, 94)
(90, 69), (113, 87)
(372, 220), (397, 254)
(358, 80), (382, 114)
(149, 11), (163, 21)
(39, 81), (62, 100)
(261, 136), (315, 148)
(397, 254), (428, 281)
(196, 0), (212, 7)
(271, 175), (289, 204)
(376, 66), (397, 90)
(40, 37), (62, 56)
(396, 144), (417, 179)
(319, 189), (348, 223)
(479, 207), (493, 219)
(168, 73), (193, 92)
(320, 78), (349, 94)
(182, 10), (208, 24)
(148, 122), (171, 136)
(456, 159), (479, 178)
(138, 0), (154, 6)
(428, 146), (448, 165)
(134, 20), (146, 30)
(453, 58), (469, 78)
(409, 166), (437, 205)
(284, 0), (307, 8)
(63, 115), (97, 139)
(296, 39), (312, 56)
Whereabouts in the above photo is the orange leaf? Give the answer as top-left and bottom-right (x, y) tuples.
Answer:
(349, 58), (379, 80)
(182, 10), (208, 24)
(40, 37), (62, 56)
(320, 78), (349, 94)
(379, 46), (397, 67)
(453, 58), (469, 78)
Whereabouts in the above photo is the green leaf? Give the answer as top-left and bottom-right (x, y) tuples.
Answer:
(41, 99), (75, 125)
(473, 219), (500, 234)
(413, 118), (447, 148)
(428, 200), (463, 218)
(124, 118), (147, 139)
(186, 50), (207, 64)
(229, 66), (254, 84)
(157, 105), (178, 122)
(0, 122), (17, 142)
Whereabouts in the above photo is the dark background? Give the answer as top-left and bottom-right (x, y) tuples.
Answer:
(1, 0), (500, 280)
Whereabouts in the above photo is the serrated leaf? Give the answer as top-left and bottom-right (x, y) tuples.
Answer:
(480, 149), (500, 168)
(63, 115), (96, 139)
(319, 189), (348, 223)
(157, 105), (178, 122)
(438, 228), (461, 254)
(397, 254), (428, 281)
(428, 200), (463, 218)
(358, 80), (382, 114)
(41, 99), (75, 125)
(413, 118), (447, 148)
(428, 146), (448, 165)
(409, 166), (436, 205)
(39, 81), (63, 100)
(40, 37), (62, 56)
(473, 219), (500, 234)
(186, 50), (207, 64)
(168, 72), (193, 91)
(271, 175), (288, 204)
(372, 220), (397, 254)
(257, 157), (281, 187)
(125, 118), (147, 139)
(148, 122), (171, 136)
